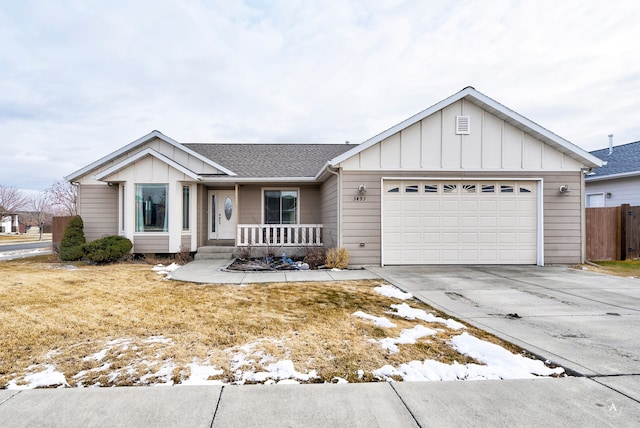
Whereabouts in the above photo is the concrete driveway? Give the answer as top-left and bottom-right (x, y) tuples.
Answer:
(368, 265), (640, 400)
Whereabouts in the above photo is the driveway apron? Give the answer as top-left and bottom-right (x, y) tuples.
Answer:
(367, 265), (640, 399)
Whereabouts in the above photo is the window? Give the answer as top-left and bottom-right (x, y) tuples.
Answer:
(387, 187), (400, 193)
(500, 185), (514, 193)
(462, 184), (477, 193)
(424, 184), (438, 193)
(482, 185), (495, 193)
(264, 190), (298, 224)
(405, 185), (419, 193)
(182, 186), (190, 231)
(443, 184), (457, 193)
(136, 184), (168, 232)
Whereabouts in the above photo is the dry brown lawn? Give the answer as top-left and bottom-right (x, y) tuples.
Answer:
(0, 233), (51, 244)
(1, 256), (529, 388)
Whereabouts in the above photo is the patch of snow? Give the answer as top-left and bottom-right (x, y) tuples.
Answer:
(357, 370), (364, 379)
(7, 364), (69, 390)
(241, 360), (318, 384)
(450, 332), (564, 377)
(374, 285), (413, 300)
(388, 303), (466, 330)
(352, 311), (396, 328)
(331, 377), (349, 384)
(182, 363), (224, 386)
(374, 332), (564, 382)
(378, 325), (437, 353)
(144, 336), (174, 344)
(152, 263), (181, 278)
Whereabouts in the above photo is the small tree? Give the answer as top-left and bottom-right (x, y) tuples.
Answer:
(60, 216), (86, 261)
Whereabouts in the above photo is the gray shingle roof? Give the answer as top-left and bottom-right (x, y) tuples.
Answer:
(183, 143), (355, 177)
(589, 141), (640, 178)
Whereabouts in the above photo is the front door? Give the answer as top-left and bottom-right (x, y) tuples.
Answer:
(208, 190), (236, 240)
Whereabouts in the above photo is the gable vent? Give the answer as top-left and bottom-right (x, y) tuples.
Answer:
(456, 116), (470, 135)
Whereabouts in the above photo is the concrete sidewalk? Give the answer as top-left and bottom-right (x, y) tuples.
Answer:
(1, 378), (638, 427)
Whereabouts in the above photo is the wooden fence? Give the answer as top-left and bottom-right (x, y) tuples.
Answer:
(586, 204), (640, 261)
(52, 216), (73, 254)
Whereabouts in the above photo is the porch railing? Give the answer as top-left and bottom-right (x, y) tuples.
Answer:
(236, 224), (323, 247)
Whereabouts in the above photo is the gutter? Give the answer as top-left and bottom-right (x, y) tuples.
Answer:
(585, 170), (640, 182)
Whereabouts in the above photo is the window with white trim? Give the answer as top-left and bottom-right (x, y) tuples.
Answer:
(264, 190), (298, 224)
(135, 184), (168, 232)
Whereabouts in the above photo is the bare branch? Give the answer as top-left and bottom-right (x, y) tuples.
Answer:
(0, 185), (28, 221)
(45, 180), (78, 216)
(29, 192), (53, 240)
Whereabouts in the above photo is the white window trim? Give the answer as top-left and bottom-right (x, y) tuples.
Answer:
(261, 187), (300, 224)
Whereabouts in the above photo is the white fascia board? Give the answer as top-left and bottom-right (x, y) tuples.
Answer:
(585, 170), (640, 182)
(66, 130), (236, 182)
(94, 148), (201, 181)
(328, 87), (602, 169)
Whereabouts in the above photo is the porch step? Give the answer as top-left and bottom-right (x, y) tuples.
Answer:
(194, 246), (235, 261)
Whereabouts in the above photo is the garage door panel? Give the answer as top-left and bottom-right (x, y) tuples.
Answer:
(383, 180), (538, 265)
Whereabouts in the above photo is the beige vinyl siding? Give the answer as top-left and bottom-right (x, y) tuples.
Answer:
(134, 235), (170, 253)
(340, 170), (584, 265)
(181, 234), (191, 249)
(341, 173), (382, 266)
(78, 184), (118, 242)
(320, 174), (339, 248)
(542, 172), (583, 264)
(237, 185), (322, 224)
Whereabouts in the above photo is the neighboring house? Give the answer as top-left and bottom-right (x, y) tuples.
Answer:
(585, 140), (640, 207)
(0, 214), (20, 234)
(66, 87), (601, 266)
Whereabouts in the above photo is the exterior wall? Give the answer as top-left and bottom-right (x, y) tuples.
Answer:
(134, 235), (169, 253)
(86, 156), (198, 253)
(237, 184), (322, 224)
(340, 99), (584, 173)
(320, 174), (339, 248)
(585, 176), (640, 207)
(77, 184), (119, 241)
(339, 170), (584, 266)
(197, 184), (208, 248)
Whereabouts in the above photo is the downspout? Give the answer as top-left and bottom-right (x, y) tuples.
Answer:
(326, 165), (341, 248)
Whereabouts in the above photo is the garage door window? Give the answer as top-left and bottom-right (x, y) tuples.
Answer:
(443, 184), (457, 193)
(482, 185), (495, 193)
(424, 184), (438, 193)
(500, 185), (514, 193)
(462, 184), (476, 193)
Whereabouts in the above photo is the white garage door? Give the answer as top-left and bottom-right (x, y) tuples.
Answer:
(383, 180), (538, 264)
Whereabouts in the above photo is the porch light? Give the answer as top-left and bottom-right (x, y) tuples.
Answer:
(558, 185), (572, 194)
(358, 184), (367, 195)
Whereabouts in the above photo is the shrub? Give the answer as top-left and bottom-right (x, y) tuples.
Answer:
(303, 247), (326, 269)
(60, 216), (86, 261)
(325, 247), (350, 269)
(82, 235), (133, 264)
(175, 245), (193, 265)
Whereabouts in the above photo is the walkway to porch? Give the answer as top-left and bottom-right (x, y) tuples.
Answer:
(170, 259), (379, 284)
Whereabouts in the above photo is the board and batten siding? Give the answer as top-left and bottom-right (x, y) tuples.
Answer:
(77, 184), (118, 242)
(339, 99), (584, 173)
(75, 137), (223, 185)
(339, 171), (584, 266)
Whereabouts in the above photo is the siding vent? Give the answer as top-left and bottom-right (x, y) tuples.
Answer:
(456, 116), (470, 135)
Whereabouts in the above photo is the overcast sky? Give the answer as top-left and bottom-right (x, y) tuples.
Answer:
(2, 0), (639, 191)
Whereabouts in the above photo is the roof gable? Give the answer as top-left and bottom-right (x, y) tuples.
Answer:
(94, 148), (201, 181)
(66, 130), (236, 182)
(330, 87), (602, 169)
(587, 140), (640, 181)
